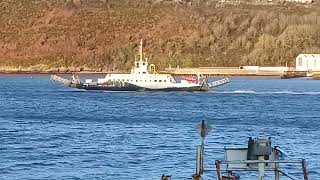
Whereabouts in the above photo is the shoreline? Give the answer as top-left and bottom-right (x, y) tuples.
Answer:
(0, 70), (124, 75)
(0, 68), (310, 79)
(0, 71), (282, 78)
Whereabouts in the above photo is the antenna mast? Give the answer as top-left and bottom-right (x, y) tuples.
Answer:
(139, 39), (143, 61)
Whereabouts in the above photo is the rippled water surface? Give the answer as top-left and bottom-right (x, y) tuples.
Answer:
(0, 75), (319, 180)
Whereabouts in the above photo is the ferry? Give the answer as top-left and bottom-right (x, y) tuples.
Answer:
(51, 40), (229, 91)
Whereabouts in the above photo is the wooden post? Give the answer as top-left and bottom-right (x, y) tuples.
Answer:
(215, 160), (222, 180)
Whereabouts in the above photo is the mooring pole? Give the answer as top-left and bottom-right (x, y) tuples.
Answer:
(193, 120), (212, 180)
(160, 175), (171, 180)
(302, 159), (308, 180)
(195, 145), (203, 176)
(199, 120), (205, 176)
(215, 160), (222, 180)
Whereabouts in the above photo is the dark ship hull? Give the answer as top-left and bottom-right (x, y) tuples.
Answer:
(70, 82), (207, 92)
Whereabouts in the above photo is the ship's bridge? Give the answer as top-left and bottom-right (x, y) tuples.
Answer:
(132, 58), (149, 75)
(131, 39), (151, 75)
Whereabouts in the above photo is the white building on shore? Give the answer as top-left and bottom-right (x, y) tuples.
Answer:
(295, 54), (320, 71)
(285, 0), (312, 3)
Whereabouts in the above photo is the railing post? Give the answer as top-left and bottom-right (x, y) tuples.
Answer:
(274, 148), (280, 180)
(258, 156), (265, 180)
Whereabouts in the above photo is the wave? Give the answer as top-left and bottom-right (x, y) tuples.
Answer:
(233, 90), (256, 94)
(215, 90), (257, 94)
(260, 91), (320, 95)
(216, 90), (320, 95)
(57, 88), (320, 95)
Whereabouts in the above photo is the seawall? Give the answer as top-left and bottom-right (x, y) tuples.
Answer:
(162, 67), (285, 76)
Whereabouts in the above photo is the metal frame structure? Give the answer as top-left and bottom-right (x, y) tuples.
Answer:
(215, 146), (309, 180)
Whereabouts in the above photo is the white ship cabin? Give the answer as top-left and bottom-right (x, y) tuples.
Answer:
(93, 40), (193, 88)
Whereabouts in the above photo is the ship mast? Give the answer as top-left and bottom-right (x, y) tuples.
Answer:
(139, 39), (143, 61)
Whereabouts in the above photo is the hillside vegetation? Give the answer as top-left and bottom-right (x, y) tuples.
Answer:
(0, 0), (320, 72)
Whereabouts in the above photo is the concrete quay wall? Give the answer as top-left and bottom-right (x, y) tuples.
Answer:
(164, 67), (284, 76)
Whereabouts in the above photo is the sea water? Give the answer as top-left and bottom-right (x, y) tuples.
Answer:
(0, 75), (319, 179)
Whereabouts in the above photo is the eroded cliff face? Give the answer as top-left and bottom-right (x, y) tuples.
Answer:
(0, 0), (320, 72)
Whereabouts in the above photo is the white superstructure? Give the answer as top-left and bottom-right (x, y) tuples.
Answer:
(91, 40), (203, 90)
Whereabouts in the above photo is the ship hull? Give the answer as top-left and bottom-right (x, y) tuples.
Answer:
(77, 84), (207, 92)
(50, 75), (221, 92)
(145, 86), (207, 92)
(78, 83), (144, 91)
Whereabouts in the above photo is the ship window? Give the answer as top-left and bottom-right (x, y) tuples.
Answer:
(143, 63), (145, 65)
(142, 72), (146, 74)
(154, 80), (157, 82)
(127, 79), (129, 82)
(122, 79), (124, 81)
(159, 80), (162, 82)
(136, 80), (138, 82)
(140, 80), (142, 82)
(145, 80), (147, 82)
(164, 80), (166, 82)
(298, 58), (303, 66)
(131, 80), (133, 82)
(136, 63), (139, 68)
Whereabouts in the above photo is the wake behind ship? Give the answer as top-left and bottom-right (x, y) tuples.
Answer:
(51, 40), (229, 91)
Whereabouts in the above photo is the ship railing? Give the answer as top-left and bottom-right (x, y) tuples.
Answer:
(50, 75), (73, 87)
(215, 159), (308, 180)
(208, 78), (230, 88)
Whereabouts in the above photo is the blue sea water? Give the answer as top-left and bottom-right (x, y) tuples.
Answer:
(0, 75), (319, 180)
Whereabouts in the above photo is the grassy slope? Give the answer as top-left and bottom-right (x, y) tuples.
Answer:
(0, 0), (320, 72)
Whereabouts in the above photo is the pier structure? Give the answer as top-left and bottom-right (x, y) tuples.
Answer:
(161, 121), (310, 180)
(312, 71), (320, 80)
(280, 70), (308, 79)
